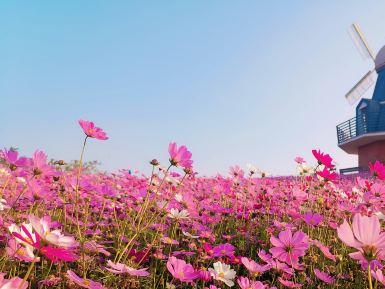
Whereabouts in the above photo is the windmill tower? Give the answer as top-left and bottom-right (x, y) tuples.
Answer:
(337, 23), (385, 173)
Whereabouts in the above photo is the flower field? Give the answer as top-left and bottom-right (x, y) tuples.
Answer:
(2, 120), (385, 289)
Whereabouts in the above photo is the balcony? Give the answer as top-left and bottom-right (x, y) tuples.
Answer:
(337, 113), (385, 154)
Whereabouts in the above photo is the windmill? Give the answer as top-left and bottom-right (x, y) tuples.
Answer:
(337, 23), (385, 173)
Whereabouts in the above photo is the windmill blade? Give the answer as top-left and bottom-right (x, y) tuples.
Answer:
(345, 70), (376, 105)
(348, 23), (376, 61)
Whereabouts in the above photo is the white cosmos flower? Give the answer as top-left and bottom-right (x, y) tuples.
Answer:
(208, 261), (236, 287)
(16, 177), (26, 183)
(0, 168), (10, 176)
(0, 199), (9, 211)
(246, 163), (259, 174)
(167, 208), (189, 220)
(174, 193), (183, 202)
(157, 200), (167, 209)
(297, 163), (314, 176)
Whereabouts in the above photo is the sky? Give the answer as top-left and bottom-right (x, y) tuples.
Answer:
(2, 1), (385, 176)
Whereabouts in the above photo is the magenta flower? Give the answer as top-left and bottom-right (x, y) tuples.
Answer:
(369, 161), (385, 180)
(168, 142), (193, 168)
(1, 148), (28, 171)
(212, 243), (235, 258)
(78, 119), (108, 140)
(312, 149), (334, 168)
(316, 167), (338, 183)
(303, 212), (323, 227)
(166, 256), (199, 283)
(197, 269), (212, 281)
(314, 268), (334, 284)
(337, 213), (385, 262)
(67, 270), (108, 289)
(40, 246), (77, 263)
(106, 260), (149, 276)
(269, 229), (309, 265)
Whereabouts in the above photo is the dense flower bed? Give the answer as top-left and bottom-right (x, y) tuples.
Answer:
(1, 120), (385, 289)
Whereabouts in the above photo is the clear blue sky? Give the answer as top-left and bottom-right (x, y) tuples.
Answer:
(2, 1), (385, 175)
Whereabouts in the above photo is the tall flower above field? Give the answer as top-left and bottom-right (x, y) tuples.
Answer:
(337, 213), (385, 263)
(78, 119), (108, 140)
(168, 142), (193, 169)
(312, 149), (334, 169)
(1, 148), (28, 171)
(269, 229), (309, 265)
(369, 161), (385, 180)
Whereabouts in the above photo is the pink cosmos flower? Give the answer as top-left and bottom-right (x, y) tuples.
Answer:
(369, 161), (385, 180)
(314, 268), (334, 284)
(316, 167), (338, 183)
(278, 277), (302, 288)
(294, 156), (305, 164)
(198, 269), (212, 281)
(29, 150), (55, 176)
(1, 148), (28, 171)
(78, 119), (108, 140)
(303, 212), (323, 227)
(312, 149), (334, 168)
(372, 269), (385, 285)
(237, 276), (266, 289)
(229, 166), (245, 178)
(166, 256), (199, 283)
(168, 142), (193, 168)
(269, 229), (309, 265)
(258, 250), (272, 263)
(67, 270), (108, 289)
(241, 257), (271, 275)
(84, 241), (111, 257)
(0, 273), (28, 289)
(106, 260), (149, 276)
(212, 243), (235, 258)
(337, 213), (385, 262)
(311, 240), (336, 262)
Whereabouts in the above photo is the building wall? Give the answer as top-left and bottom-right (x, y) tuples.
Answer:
(358, 140), (385, 167)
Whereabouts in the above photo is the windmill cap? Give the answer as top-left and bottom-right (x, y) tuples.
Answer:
(375, 45), (385, 72)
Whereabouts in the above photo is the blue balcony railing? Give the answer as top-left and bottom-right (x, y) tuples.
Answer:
(336, 113), (385, 144)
